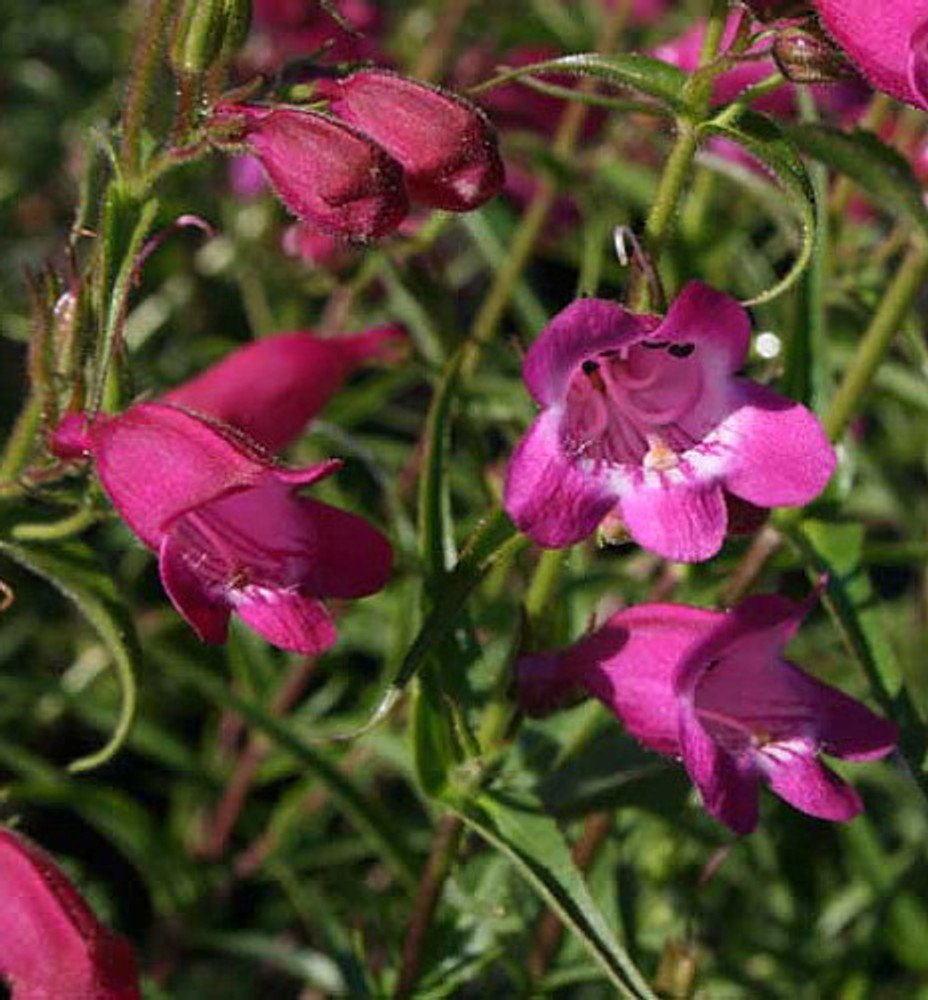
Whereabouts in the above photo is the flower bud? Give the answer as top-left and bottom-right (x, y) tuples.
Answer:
(319, 70), (505, 212)
(212, 102), (408, 240)
(171, 0), (253, 76)
(0, 827), (140, 999)
(773, 25), (855, 83)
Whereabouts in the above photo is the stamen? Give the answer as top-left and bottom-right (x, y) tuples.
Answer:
(643, 434), (679, 471)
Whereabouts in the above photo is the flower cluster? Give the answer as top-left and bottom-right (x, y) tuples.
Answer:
(507, 284), (895, 832)
(213, 69), (504, 242)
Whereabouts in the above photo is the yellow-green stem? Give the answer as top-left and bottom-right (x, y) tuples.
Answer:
(824, 240), (928, 441)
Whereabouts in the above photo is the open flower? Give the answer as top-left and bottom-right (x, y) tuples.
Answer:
(51, 403), (392, 654)
(517, 595), (897, 834)
(163, 326), (405, 453)
(0, 827), (140, 999)
(503, 282), (836, 562)
(813, 0), (928, 110)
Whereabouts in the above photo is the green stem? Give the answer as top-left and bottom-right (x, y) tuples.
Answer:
(629, 0), (730, 310)
(120, 0), (176, 182)
(463, 2), (630, 370)
(0, 395), (42, 482)
(824, 240), (928, 441)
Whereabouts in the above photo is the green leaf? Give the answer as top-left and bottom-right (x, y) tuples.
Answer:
(471, 52), (686, 113)
(456, 787), (656, 999)
(780, 124), (928, 239)
(395, 508), (526, 692)
(788, 519), (902, 699)
(0, 535), (139, 772)
(700, 107), (817, 305)
(156, 645), (419, 892)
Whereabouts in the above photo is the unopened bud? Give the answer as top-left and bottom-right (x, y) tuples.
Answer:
(773, 26), (855, 84)
(210, 103), (408, 241)
(318, 70), (505, 212)
(171, 0), (253, 76)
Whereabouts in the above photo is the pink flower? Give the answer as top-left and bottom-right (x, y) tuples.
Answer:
(163, 326), (405, 453)
(212, 102), (409, 241)
(813, 0), (928, 110)
(51, 404), (392, 654)
(0, 827), (140, 999)
(503, 282), (835, 562)
(517, 595), (897, 834)
(319, 70), (505, 212)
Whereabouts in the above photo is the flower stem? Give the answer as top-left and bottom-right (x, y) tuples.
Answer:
(629, 0), (730, 310)
(120, 0), (176, 183)
(393, 813), (465, 999)
(463, 2), (630, 368)
(824, 239), (928, 441)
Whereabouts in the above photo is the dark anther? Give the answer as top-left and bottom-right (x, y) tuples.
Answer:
(582, 359), (599, 374)
(642, 339), (670, 349)
(668, 343), (695, 358)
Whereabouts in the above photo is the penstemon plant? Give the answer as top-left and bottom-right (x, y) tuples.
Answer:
(2, 0), (928, 996)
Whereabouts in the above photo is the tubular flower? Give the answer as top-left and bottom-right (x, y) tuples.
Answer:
(517, 596), (897, 834)
(0, 827), (140, 999)
(812, 0), (928, 110)
(212, 102), (409, 241)
(503, 282), (836, 562)
(319, 69), (505, 212)
(50, 403), (392, 654)
(163, 326), (406, 453)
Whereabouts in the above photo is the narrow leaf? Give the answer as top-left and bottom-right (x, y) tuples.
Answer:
(700, 107), (817, 305)
(0, 536), (139, 772)
(781, 124), (928, 239)
(456, 788), (656, 999)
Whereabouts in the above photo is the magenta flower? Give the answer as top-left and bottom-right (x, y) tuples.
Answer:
(51, 403), (392, 654)
(163, 326), (405, 453)
(517, 595), (897, 834)
(212, 102), (409, 241)
(503, 282), (836, 562)
(319, 70), (505, 212)
(0, 827), (140, 999)
(813, 0), (928, 110)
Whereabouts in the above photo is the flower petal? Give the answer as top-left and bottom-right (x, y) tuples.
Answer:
(566, 603), (721, 755)
(164, 327), (405, 453)
(298, 498), (393, 598)
(159, 533), (231, 644)
(0, 828), (140, 1000)
(775, 661), (898, 762)
(909, 16), (928, 106)
(618, 476), (728, 562)
(651, 281), (750, 374)
(231, 587), (337, 655)
(523, 299), (657, 406)
(91, 403), (272, 549)
(720, 381), (836, 508)
(679, 705), (760, 834)
(760, 744), (863, 821)
(503, 408), (618, 548)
